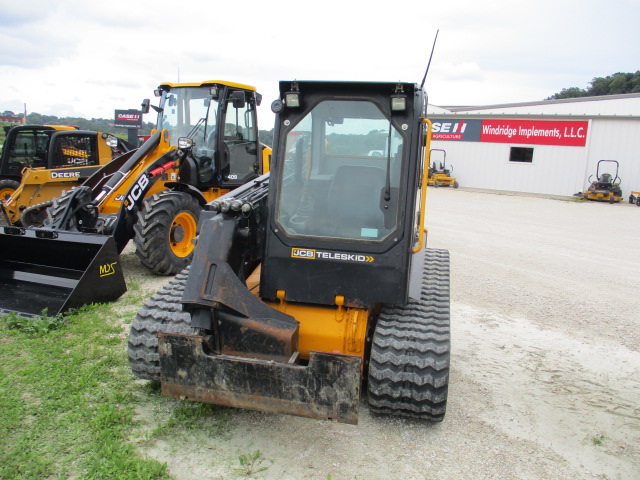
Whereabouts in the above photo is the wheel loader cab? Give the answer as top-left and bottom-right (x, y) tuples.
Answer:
(155, 81), (262, 189)
(262, 81), (425, 308)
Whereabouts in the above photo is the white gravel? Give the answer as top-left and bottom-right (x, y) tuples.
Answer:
(134, 188), (640, 480)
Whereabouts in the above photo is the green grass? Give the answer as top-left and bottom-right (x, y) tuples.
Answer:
(0, 304), (169, 479)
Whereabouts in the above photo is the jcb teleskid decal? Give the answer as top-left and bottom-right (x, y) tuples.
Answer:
(291, 248), (374, 263)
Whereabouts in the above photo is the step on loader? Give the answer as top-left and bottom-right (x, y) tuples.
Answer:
(0, 80), (270, 317)
(128, 80), (451, 425)
(1, 126), (131, 226)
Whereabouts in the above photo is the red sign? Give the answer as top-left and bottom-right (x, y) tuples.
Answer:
(479, 120), (588, 146)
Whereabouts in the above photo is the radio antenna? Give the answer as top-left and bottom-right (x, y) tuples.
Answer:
(420, 29), (439, 90)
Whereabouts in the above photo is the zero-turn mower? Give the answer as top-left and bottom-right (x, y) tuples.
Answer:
(0, 80), (270, 317)
(128, 80), (451, 425)
(580, 160), (623, 203)
(628, 190), (640, 207)
(427, 148), (458, 188)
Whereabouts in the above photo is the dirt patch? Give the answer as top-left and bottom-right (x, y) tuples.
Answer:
(123, 188), (640, 480)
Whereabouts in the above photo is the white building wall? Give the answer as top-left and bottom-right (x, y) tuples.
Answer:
(431, 139), (589, 196)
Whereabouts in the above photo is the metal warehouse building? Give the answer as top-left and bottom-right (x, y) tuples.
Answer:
(426, 93), (640, 198)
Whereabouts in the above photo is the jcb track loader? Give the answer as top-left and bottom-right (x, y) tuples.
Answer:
(1, 127), (130, 226)
(128, 80), (451, 425)
(427, 148), (458, 188)
(580, 159), (623, 203)
(0, 80), (270, 317)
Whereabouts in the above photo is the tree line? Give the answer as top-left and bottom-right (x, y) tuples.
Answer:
(547, 71), (640, 99)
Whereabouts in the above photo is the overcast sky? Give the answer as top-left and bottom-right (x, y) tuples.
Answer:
(1, 0), (638, 129)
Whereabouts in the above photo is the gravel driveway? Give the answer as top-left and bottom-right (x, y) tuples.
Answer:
(136, 188), (640, 480)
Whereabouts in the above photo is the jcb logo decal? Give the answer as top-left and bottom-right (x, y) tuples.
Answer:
(291, 248), (374, 263)
(99, 262), (118, 277)
(125, 174), (150, 211)
(292, 248), (316, 259)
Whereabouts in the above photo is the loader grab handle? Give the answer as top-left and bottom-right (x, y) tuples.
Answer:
(413, 118), (432, 253)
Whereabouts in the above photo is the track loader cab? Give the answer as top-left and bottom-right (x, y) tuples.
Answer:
(129, 80), (451, 425)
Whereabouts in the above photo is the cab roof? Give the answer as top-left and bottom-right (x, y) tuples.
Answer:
(158, 80), (256, 91)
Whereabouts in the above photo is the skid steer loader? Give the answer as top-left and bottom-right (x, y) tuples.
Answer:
(0, 80), (270, 317)
(1, 127), (131, 226)
(1, 125), (84, 200)
(128, 80), (451, 425)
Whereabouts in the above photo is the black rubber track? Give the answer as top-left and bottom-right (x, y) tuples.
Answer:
(367, 248), (450, 421)
(133, 190), (201, 276)
(128, 268), (196, 381)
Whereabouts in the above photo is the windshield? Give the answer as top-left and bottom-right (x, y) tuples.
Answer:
(276, 100), (404, 242)
(158, 87), (219, 151)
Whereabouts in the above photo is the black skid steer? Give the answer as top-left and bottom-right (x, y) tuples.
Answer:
(128, 81), (451, 424)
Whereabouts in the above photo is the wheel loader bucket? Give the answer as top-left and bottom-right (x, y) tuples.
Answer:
(0, 226), (126, 317)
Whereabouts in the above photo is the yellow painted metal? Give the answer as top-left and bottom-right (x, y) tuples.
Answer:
(266, 294), (370, 361)
(413, 118), (432, 253)
(169, 211), (197, 257)
(158, 80), (257, 92)
(0, 185), (15, 201)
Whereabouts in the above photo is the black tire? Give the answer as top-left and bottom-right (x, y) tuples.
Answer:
(434, 180), (440, 188)
(134, 190), (201, 275)
(368, 248), (450, 421)
(0, 179), (20, 202)
(128, 268), (197, 381)
(21, 200), (54, 227)
(453, 181), (459, 189)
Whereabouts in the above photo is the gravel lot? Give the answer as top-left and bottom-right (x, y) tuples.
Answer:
(132, 188), (640, 480)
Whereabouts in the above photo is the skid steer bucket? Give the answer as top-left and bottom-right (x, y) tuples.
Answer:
(0, 226), (126, 317)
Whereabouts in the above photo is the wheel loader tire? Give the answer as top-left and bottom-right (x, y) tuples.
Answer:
(453, 181), (459, 189)
(0, 179), (19, 202)
(368, 248), (450, 421)
(128, 268), (196, 381)
(134, 191), (201, 275)
(44, 187), (87, 228)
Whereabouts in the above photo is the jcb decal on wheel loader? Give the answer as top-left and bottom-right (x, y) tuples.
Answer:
(0, 80), (270, 317)
(129, 81), (451, 425)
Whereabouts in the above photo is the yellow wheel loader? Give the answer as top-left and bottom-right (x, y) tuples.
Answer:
(0, 80), (270, 317)
(1, 127), (130, 226)
(427, 148), (458, 188)
(128, 80), (451, 425)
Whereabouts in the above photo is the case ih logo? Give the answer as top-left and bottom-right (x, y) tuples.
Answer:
(114, 109), (143, 129)
(291, 248), (374, 263)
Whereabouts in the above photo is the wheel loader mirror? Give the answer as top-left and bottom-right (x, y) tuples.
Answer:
(209, 87), (219, 98)
(255, 92), (262, 106)
(141, 99), (150, 114)
(327, 117), (343, 126)
(229, 91), (246, 109)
